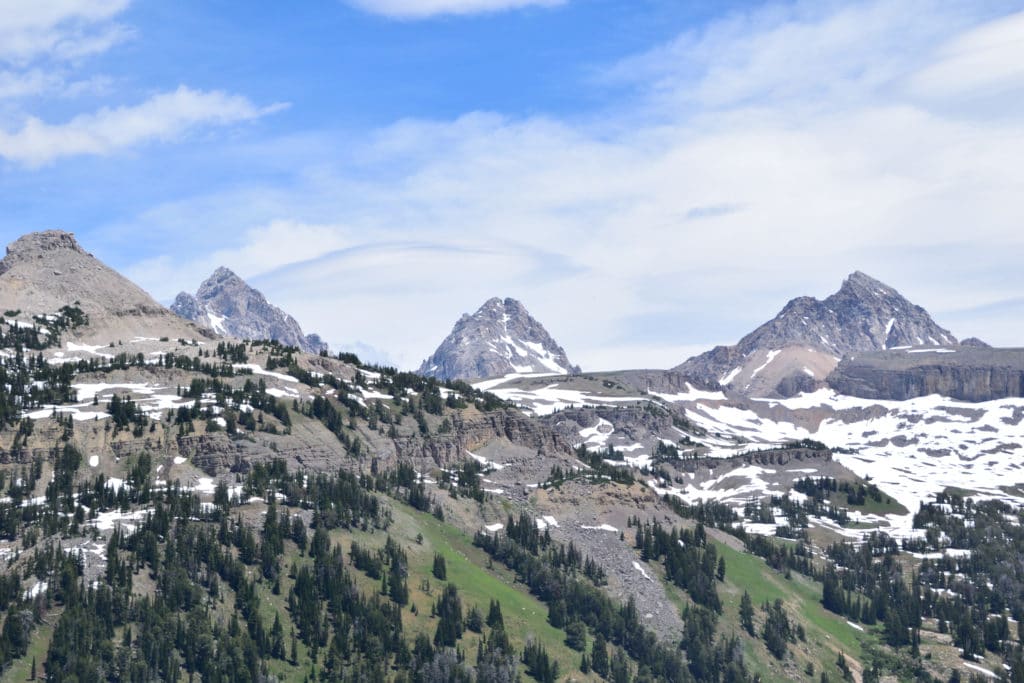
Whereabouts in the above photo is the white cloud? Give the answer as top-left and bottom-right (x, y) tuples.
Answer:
(0, 69), (60, 99)
(0, 0), (132, 64)
(0, 0), (132, 104)
(344, 0), (565, 19)
(910, 10), (1024, 99)
(127, 1), (1024, 369)
(0, 86), (287, 166)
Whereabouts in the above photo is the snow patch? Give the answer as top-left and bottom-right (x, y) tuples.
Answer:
(233, 364), (299, 383)
(750, 350), (781, 379)
(720, 367), (742, 386)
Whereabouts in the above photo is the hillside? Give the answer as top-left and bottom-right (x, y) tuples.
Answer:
(0, 230), (1017, 682)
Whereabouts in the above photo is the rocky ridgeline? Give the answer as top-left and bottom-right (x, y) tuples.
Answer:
(675, 271), (959, 397)
(172, 267), (326, 354)
(828, 347), (1024, 402)
(419, 297), (580, 381)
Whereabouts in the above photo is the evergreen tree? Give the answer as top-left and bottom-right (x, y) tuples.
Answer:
(762, 599), (792, 660)
(739, 591), (755, 636)
(591, 633), (609, 677)
(434, 584), (464, 647)
(486, 599), (504, 629)
(432, 553), (447, 581)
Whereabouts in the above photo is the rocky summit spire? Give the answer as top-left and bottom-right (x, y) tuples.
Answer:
(418, 297), (579, 381)
(674, 272), (957, 397)
(171, 267), (327, 354)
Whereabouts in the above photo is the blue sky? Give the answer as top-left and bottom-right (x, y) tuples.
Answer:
(1, 0), (1022, 369)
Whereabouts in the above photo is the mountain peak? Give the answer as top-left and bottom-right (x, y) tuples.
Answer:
(0, 230), (204, 342)
(197, 267), (247, 299)
(172, 268), (327, 354)
(418, 297), (579, 381)
(674, 273), (957, 397)
(836, 271), (898, 300)
(2, 230), (85, 267)
(210, 265), (242, 281)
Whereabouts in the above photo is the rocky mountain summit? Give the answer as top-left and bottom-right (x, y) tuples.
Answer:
(0, 230), (205, 342)
(419, 297), (580, 381)
(675, 271), (958, 397)
(172, 267), (326, 353)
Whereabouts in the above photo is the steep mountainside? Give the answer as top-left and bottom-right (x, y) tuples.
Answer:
(419, 297), (580, 381)
(0, 230), (207, 343)
(172, 266), (326, 353)
(674, 271), (957, 397)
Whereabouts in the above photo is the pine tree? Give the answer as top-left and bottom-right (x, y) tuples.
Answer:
(740, 590), (755, 636)
(486, 599), (504, 629)
(434, 583), (464, 647)
(591, 633), (609, 677)
(432, 553), (447, 580)
(271, 613), (285, 659)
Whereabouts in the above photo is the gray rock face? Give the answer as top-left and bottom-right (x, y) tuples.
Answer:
(674, 272), (957, 396)
(961, 337), (991, 348)
(171, 292), (203, 321)
(419, 297), (579, 381)
(827, 348), (1024, 402)
(171, 267), (326, 353)
(0, 230), (206, 343)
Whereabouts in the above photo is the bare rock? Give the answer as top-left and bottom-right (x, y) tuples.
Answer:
(419, 297), (579, 381)
(171, 266), (327, 353)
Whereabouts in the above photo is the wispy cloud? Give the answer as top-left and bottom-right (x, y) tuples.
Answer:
(0, 1), (282, 166)
(0, 0), (132, 64)
(0, 86), (287, 167)
(909, 10), (1024, 100)
(123, 1), (1024, 368)
(344, 0), (566, 20)
(0, 0), (132, 101)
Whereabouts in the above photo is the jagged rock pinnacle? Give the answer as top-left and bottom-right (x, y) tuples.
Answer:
(171, 267), (327, 353)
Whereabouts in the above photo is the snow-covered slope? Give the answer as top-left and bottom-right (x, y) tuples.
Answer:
(675, 272), (958, 397)
(171, 267), (326, 353)
(478, 370), (1024, 539)
(419, 297), (579, 381)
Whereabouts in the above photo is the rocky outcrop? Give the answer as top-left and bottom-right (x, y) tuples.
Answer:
(171, 267), (326, 353)
(674, 272), (958, 397)
(392, 409), (576, 469)
(419, 297), (580, 381)
(827, 348), (1024, 402)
